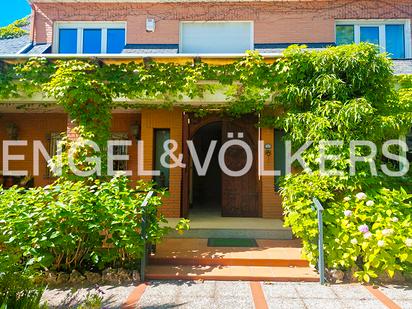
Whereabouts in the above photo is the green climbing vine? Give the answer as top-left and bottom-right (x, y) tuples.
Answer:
(0, 44), (410, 150)
(0, 43), (412, 282)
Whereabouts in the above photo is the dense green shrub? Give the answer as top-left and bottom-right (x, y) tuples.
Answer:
(276, 44), (412, 282)
(282, 172), (412, 282)
(0, 176), (186, 272)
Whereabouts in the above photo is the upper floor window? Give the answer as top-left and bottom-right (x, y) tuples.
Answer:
(54, 22), (126, 54)
(180, 21), (253, 54)
(336, 20), (411, 59)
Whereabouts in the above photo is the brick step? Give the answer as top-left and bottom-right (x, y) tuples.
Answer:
(145, 265), (319, 282)
(149, 257), (308, 267)
(150, 238), (309, 267)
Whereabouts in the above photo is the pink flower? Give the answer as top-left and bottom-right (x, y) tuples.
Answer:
(366, 200), (374, 207)
(382, 229), (393, 237)
(378, 240), (385, 247)
(363, 232), (372, 239)
(358, 224), (369, 233)
(343, 210), (352, 217)
(356, 192), (367, 200)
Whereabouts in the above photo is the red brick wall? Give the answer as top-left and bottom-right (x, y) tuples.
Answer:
(0, 113), (68, 187)
(0, 111), (183, 217)
(32, 1), (412, 45)
(260, 128), (283, 219)
(110, 113), (141, 183)
(139, 108), (183, 218)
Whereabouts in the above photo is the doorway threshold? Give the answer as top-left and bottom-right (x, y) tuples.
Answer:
(164, 211), (292, 240)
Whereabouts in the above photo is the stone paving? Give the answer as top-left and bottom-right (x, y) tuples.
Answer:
(136, 280), (412, 309)
(41, 280), (412, 308)
(379, 285), (412, 309)
(42, 284), (136, 308)
(138, 281), (254, 309)
(262, 282), (386, 309)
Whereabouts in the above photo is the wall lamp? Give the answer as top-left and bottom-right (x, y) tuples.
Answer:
(265, 143), (272, 157)
(130, 123), (141, 140)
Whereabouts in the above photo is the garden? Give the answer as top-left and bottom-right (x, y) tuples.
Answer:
(0, 43), (411, 307)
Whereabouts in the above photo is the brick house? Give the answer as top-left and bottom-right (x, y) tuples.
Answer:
(1, 0), (412, 221)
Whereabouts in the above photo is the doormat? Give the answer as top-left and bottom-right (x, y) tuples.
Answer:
(207, 238), (258, 247)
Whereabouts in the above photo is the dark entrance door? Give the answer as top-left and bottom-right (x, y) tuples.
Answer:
(185, 115), (260, 218)
(221, 118), (259, 217)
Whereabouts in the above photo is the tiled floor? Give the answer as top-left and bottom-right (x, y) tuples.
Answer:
(135, 281), (412, 309)
(165, 209), (287, 230)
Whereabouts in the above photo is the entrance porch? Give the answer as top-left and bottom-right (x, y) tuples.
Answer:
(166, 209), (292, 240)
(0, 106), (284, 220)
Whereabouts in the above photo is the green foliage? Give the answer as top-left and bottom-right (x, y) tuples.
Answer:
(0, 17), (29, 40)
(0, 256), (46, 309)
(13, 17), (30, 28)
(0, 176), (182, 272)
(277, 44), (412, 282)
(78, 291), (104, 309)
(0, 43), (411, 283)
(269, 44), (411, 171)
(0, 25), (27, 40)
(281, 173), (412, 282)
(48, 126), (102, 181)
(398, 74), (412, 123)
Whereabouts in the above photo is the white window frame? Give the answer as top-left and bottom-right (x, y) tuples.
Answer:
(179, 21), (254, 54)
(110, 132), (129, 172)
(52, 21), (127, 54)
(335, 19), (411, 58)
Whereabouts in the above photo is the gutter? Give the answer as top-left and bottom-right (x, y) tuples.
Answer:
(17, 43), (34, 55)
(29, 2), (36, 45)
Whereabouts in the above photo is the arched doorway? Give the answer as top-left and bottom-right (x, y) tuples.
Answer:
(191, 122), (222, 214)
(185, 115), (261, 218)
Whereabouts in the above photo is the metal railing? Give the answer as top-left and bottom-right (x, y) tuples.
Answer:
(312, 197), (325, 285)
(140, 190), (154, 282)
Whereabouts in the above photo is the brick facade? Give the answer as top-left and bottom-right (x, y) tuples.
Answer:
(3, 0), (410, 219)
(139, 108), (183, 218)
(261, 128), (283, 219)
(0, 110), (283, 218)
(32, 1), (412, 46)
(0, 113), (68, 187)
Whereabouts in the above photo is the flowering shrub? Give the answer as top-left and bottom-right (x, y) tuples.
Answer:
(0, 176), (188, 273)
(281, 172), (412, 282)
(275, 42), (412, 282)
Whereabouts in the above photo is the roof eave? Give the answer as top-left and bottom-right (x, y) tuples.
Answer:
(0, 53), (282, 64)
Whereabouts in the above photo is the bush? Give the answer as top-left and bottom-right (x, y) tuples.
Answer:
(0, 255), (46, 309)
(273, 44), (412, 282)
(0, 17), (29, 40)
(0, 176), (185, 273)
(281, 172), (412, 282)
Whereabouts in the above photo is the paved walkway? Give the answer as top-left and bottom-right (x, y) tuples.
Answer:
(123, 281), (412, 309)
